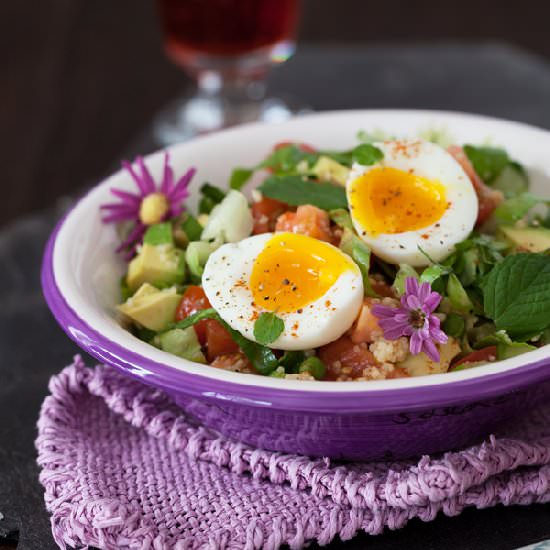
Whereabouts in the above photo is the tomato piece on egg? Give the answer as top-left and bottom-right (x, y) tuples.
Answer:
(252, 196), (289, 234)
(275, 204), (332, 242)
(175, 286), (238, 359)
(447, 145), (504, 225)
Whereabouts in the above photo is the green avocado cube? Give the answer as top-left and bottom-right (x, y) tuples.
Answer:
(127, 243), (185, 292)
(118, 284), (181, 331)
(312, 156), (350, 186)
(499, 226), (550, 253)
(143, 222), (174, 246)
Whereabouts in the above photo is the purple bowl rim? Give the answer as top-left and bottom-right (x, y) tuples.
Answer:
(42, 210), (550, 413)
(40, 112), (550, 414)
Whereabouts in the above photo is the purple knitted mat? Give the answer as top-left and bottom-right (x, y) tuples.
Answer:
(36, 357), (550, 550)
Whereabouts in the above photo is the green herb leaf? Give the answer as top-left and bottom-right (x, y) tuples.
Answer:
(259, 176), (348, 210)
(491, 162), (529, 197)
(172, 308), (280, 374)
(420, 264), (450, 285)
(328, 208), (353, 230)
(259, 144), (317, 174)
(463, 145), (510, 183)
(172, 308), (218, 330)
(494, 193), (540, 224)
(393, 264), (419, 296)
(474, 329), (536, 360)
(482, 253), (550, 337)
(298, 356), (326, 380)
(230, 168), (254, 190)
(253, 312), (285, 345)
(180, 214), (203, 242)
(277, 350), (306, 373)
(351, 236), (378, 298)
(351, 143), (383, 165)
(442, 313), (465, 338)
(143, 222), (173, 246)
(200, 183), (226, 203)
(447, 273), (474, 313)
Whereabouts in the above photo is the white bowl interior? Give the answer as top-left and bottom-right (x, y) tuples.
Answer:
(53, 110), (550, 391)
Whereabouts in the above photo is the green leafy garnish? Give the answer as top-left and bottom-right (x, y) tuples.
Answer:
(172, 309), (279, 375)
(393, 264), (418, 296)
(493, 193), (541, 224)
(253, 312), (285, 345)
(329, 208), (353, 230)
(442, 313), (465, 338)
(298, 356), (326, 380)
(260, 144), (316, 174)
(180, 214), (203, 241)
(482, 253), (550, 337)
(143, 222), (173, 246)
(351, 143), (383, 165)
(351, 237), (378, 298)
(277, 351), (306, 373)
(229, 168), (254, 190)
(463, 145), (510, 184)
(258, 176), (348, 210)
(447, 273), (474, 313)
(420, 264), (451, 285)
(491, 162), (529, 196)
(199, 183), (226, 214)
(475, 330), (536, 360)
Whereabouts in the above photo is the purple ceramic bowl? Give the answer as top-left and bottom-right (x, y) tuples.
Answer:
(41, 110), (550, 460)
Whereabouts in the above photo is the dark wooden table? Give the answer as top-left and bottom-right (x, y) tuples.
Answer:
(1, 43), (550, 549)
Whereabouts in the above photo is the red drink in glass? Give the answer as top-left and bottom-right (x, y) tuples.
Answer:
(157, 0), (300, 74)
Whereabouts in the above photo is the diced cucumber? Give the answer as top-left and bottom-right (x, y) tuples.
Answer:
(143, 222), (174, 246)
(159, 327), (206, 363)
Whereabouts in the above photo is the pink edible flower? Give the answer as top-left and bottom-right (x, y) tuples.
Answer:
(372, 277), (448, 362)
(100, 153), (195, 258)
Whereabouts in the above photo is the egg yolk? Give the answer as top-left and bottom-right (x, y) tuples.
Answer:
(349, 167), (448, 235)
(250, 233), (352, 313)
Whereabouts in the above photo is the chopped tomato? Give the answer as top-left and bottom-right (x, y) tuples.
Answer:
(175, 285), (212, 343)
(452, 346), (497, 368)
(318, 335), (379, 380)
(252, 196), (289, 234)
(350, 298), (382, 344)
(275, 204), (332, 242)
(205, 320), (239, 362)
(447, 145), (504, 225)
(175, 285), (238, 359)
(274, 141), (316, 154)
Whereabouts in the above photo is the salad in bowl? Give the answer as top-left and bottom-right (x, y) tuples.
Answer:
(43, 110), (550, 459)
(108, 134), (550, 382)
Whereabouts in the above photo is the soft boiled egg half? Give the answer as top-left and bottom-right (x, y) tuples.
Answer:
(202, 232), (364, 350)
(346, 139), (479, 266)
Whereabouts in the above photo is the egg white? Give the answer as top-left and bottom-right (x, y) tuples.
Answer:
(347, 139), (479, 266)
(202, 233), (364, 350)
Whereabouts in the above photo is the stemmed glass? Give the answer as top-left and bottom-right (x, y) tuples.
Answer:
(154, 0), (303, 145)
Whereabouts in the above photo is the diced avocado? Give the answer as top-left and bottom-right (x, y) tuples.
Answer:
(143, 222), (174, 246)
(312, 156), (350, 186)
(397, 338), (461, 376)
(118, 284), (181, 331)
(127, 243), (185, 292)
(499, 226), (550, 253)
(158, 327), (206, 363)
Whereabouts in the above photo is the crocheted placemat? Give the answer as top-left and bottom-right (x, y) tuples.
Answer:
(36, 357), (550, 550)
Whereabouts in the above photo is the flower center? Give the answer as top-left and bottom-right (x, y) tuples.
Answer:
(139, 192), (169, 225)
(409, 309), (426, 329)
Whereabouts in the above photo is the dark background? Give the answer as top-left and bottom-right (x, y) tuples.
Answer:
(3, 0), (550, 227)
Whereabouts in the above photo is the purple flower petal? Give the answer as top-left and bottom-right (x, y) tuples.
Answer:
(405, 276), (419, 296)
(424, 292), (442, 313)
(122, 160), (149, 196)
(417, 281), (431, 303)
(409, 331), (424, 355)
(161, 152), (174, 194)
(109, 188), (142, 204)
(422, 339), (440, 362)
(136, 157), (157, 194)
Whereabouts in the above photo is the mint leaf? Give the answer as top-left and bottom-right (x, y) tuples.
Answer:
(482, 253), (550, 337)
(173, 308), (218, 330)
(351, 236), (378, 298)
(463, 145), (509, 183)
(351, 143), (383, 165)
(259, 176), (347, 210)
(494, 193), (540, 224)
(172, 308), (279, 374)
(230, 168), (253, 190)
(253, 312), (284, 345)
